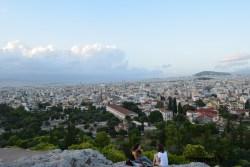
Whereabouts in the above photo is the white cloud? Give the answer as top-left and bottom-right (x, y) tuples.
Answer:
(220, 53), (250, 63)
(70, 44), (116, 57)
(0, 41), (161, 82)
(216, 53), (250, 69)
(2, 40), (55, 57)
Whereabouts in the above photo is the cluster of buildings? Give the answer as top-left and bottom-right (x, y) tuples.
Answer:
(0, 75), (250, 126)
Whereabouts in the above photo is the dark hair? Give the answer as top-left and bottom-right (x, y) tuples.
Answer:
(158, 144), (165, 153)
(132, 144), (140, 151)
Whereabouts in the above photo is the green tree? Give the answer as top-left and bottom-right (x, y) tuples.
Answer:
(122, 101), (141, 114)
(245, 99), (250, 109)
(64, 119), (77, 149)
(183, 144), (209, 159)
(95, 131), (110, 148)
(172, 98), (177, 115)
(219, 105), (230, 118)
(128, 129), (141, 147)
(101, 144), (126, 162)
(168, 97), (173, 110)
(195, 99), (206, 107)
(178, 103), (184, 115)
(148, 111), (163, 124)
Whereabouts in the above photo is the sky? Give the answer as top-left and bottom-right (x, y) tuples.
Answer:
(1, 0), (250, 82)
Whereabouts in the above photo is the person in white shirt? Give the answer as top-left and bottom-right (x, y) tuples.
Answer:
(153, 144), (168, 167)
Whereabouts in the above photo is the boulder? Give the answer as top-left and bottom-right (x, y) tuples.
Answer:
(0, 149), (113, 167)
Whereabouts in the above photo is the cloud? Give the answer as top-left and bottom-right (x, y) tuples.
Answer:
(2, 40), (55, 57)
(0, 41), (161, 82)
(220, 54), (250, 63)
(216, 53), (250, 69)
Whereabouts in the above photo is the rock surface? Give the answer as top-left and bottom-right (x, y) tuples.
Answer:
(0, 149), (113, 167)
(114, 162), (210, 167)
(169, 162), (210, 167)
(0, 148), (210, 167)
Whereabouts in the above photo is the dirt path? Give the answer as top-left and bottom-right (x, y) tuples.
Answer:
(0, 147), (47, 163)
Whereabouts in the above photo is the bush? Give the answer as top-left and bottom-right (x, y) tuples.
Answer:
(101, 145), (126, 162)
(95, 131), (110, 148)
(69, 142), (95, 150)
(144, 150), (156, 161)
(238, 159), (250, 167)
(31, 143), (57, 151)
(169, 153), (189, 164)
(7, 135), (21, 146)
(183, 144), (208, 159)
(33, 136), (50, 143)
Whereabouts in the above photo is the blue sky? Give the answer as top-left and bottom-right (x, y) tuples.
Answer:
(1, 0), (250, 80)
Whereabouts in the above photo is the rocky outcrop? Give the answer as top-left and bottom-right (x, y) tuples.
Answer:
(0, 149), (210, 167)
(169, 162), (210, 167)
(0, 149), (113, 167)
(114, 162), (210, 167)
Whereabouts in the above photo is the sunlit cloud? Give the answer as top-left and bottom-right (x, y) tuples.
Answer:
(0, 41), (162, 82)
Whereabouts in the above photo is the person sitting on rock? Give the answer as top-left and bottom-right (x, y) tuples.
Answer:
(153, 144), (168, 167)
(128, 144), (152, 167)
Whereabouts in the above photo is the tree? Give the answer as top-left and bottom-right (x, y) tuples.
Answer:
(128, 129), (141, 147)
(219, 105), (230, 118)
(101, 144), (126, 162)
(64, 118), (77, 149)
(172, 98), (178, 115)
(148, 111), (163, 124)
(156, 122), (166, 144)
(178, 103), (184, 115)
(168, 97), (173, 110)
(195, 99), (206, 107)
(122, 101), (141, 114)
(245, 99), (250, 110)
(183, 144), (209, 159)
(165, 121), (180, 153)
(95, 131), (110, 148)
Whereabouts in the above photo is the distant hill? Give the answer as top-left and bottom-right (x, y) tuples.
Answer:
(194, 71), (231, 76)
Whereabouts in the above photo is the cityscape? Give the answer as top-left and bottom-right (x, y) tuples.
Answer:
(1, 73), (250, 127)
(1, 1), (250, 167)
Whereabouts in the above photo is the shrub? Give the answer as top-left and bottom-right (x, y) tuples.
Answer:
(69, 142), (95, 150)
(183, 144), (208, 159)
(33, 136), (50, 143)
(101, 145), (126, 162)
(31, 143), (57, 151)
(95, 131), (110, 148)
(238, 159), (250, 167)
(169, 153), (189, 164)
(7, 135), (21, 146)
(144, 150), (156, 161)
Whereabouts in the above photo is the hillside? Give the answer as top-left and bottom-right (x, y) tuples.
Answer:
(194, 71), (231, 76)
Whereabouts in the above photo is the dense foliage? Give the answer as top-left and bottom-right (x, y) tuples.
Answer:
(0, 102), (250, 166)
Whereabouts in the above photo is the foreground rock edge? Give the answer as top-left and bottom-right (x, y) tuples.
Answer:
(0, 149), (210, 167)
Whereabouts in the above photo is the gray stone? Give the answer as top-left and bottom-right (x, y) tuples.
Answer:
(0, 149), (210, 167)
(113, 161), (210, 167)
(0, 149), (113, 167)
